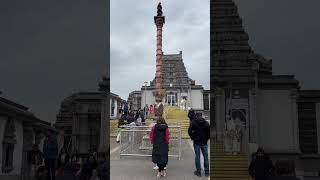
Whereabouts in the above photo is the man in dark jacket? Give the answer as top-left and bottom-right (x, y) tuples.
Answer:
(43, 131), (58, 180)
(249, 147), (275, 180)
(188, 112), (210, 177)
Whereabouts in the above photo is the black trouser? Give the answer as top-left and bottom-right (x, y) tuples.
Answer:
(45, 158), (56, 180)
(157, 164), (165, 172)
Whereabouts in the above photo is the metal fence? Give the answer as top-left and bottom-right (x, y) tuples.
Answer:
(119, 124), (182, 160)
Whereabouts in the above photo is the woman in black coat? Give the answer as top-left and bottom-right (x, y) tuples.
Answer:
(150, 117), (170, 178)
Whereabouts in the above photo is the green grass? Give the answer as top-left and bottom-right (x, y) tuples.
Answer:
(165, 106), (188, 120)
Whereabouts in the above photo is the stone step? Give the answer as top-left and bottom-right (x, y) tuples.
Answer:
(212, 174), (249, 178)
(211, 170), (248, 175)
(212, 167), (249, 171)
(212, 163), (248, 167)
(212, 157), (248, 161)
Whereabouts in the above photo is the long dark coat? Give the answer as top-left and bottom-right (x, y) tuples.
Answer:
(151, 124), (169, 166)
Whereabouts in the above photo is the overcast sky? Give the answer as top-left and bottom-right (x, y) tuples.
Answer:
(110, 0), (210, 100)
(0, 0), (107, 123)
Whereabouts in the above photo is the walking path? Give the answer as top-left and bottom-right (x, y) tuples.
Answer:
(110, 137), (210, 180)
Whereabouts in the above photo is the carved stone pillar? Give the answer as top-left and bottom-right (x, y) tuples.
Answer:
(99, 93), (109, 153)
(316, 103), (320, 154)
(215, 88), (225, 141)
(290, 89), (300, 153)
(249, 88), (258, 144)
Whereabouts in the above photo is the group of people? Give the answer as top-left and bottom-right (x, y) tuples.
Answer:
(29, 130), (108, 180)
(248, 148), (301, 180)
(119, 103), (155, 120)
(116, 102), (160, 143)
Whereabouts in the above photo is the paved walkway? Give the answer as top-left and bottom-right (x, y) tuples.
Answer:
(110, 137), (210, 180)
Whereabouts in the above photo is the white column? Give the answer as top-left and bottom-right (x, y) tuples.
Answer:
(215, 88), (225, 141)
(72, 112), (78, 152)
(208, 93), (211, 110)
(290, 90), (300, 153)
(316, 103), (320, 154)
(0, 116), (8, 170)
(249, 89), (257, 143)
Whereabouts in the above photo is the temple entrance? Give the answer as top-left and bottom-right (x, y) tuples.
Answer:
(166, 94), (176, 106)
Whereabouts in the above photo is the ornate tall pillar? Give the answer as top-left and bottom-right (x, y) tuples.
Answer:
(153, 2), (166, 103)
(154, 2), (165, 90)
(98, 77), (109, 154)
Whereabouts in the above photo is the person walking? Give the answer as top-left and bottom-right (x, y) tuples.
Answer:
(117, 114), (127, 143)
(29, 144), (43, 179)
(123, 102), (129, 116)
(150, 117), (170, 178)
(144, 104), (149, 118)
(149, 104), (155, 118)
(43, 130), (59, 180)
(249, 147), (275, 180)
(188, 112), (210, 177)
(57, 146), (70, 176)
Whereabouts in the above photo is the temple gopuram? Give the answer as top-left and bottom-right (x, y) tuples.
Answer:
(212, 0), (320, 179)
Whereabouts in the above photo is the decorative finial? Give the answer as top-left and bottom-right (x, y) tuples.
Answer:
(157, 2), (163, 16)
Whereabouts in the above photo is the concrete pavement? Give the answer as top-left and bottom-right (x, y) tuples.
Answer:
(110, 137), (210, 180)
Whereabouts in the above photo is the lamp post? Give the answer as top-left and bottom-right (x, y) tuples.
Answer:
(169, 83), (173, 106)
(189, 80), (192, 108)
(144, 81), (148, 108)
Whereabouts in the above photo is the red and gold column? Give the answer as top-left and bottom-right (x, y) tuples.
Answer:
(153, 2), (166, 102)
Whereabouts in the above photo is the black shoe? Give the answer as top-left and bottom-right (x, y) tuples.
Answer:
(194, 171), (201, 177)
